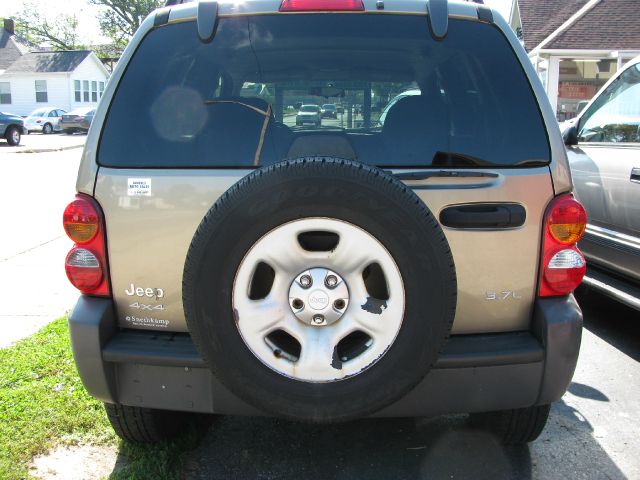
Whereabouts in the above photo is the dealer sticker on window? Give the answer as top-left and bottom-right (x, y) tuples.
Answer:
(127, 178), (152, 196)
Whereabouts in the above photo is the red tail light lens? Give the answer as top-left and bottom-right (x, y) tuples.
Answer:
(279, 0), (364, 11)
(539, 194), (587, 297)
(65, 248), (103, 290)
(63, 197), (100, 243)
(63, 194), (110, 296)
(548, 195), (587, 244)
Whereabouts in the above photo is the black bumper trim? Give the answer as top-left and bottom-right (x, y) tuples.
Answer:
(103, 330), (544, 370)
(103, 331), (205, 368)
(69, 296), (582, 416)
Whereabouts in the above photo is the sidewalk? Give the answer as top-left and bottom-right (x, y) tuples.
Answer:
(0, 237), (78, 348)
(1, 132), (86, 154)
(0, 148), (82, 348)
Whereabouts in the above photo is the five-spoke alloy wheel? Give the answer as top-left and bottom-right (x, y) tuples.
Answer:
(233, 218), (405, 383)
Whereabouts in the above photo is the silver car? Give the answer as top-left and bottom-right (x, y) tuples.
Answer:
(563, 56), (640, 310)
(296, 104), (322, 126)
(24, 107), (66, 134)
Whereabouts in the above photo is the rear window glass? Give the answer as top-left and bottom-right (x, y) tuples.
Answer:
(99, 14), (550, 169)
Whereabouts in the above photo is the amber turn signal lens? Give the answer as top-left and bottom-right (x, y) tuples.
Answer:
(63, 197), (99, 244)
(549, 222), (586, 244)
(547, 196), (587, 244)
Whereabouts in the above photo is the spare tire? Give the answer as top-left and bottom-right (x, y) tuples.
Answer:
(183, 157), (456, 422)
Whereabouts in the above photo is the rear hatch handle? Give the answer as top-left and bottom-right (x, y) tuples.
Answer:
(439, 203), (526, 229)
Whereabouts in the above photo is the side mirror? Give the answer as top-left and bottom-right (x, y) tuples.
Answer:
(563, 125), (578, 146)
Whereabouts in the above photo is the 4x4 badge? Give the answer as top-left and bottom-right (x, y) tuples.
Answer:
(129, 302), (165, 311)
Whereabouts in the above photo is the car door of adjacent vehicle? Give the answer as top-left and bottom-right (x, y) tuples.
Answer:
(568, 61), (640, 280)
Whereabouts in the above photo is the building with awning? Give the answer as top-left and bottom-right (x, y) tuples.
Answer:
(509, 0), (640, 121)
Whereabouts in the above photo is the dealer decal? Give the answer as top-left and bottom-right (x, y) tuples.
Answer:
(127, 178), (152, 196)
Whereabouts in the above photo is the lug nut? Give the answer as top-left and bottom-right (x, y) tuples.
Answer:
(325, 275), (338, 288)
(299, 275), (312, 288)
(333, 299), (346, 310)
(312, 314), (324, 325)
(292, 298), (304, 310)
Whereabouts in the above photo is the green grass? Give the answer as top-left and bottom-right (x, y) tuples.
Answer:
(0, 317), (205, 479)
(0, 317), (113, 478)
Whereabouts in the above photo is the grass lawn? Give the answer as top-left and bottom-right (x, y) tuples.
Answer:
(0, 317), (205, 479)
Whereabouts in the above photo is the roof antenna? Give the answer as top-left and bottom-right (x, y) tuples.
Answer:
(427, 0), (448, 40)
(198, 1), (219, 43)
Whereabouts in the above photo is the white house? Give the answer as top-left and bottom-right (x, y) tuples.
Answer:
(0, 19), (110, 116)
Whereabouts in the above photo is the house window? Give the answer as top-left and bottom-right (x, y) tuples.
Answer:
(0, 82), (11, 104)
(74, 80), (81, 102)
(91, 81), (97, 102)
(83, 80), (89, 102)
(35, 80), (48, 103)
(99, 81), (105, 98)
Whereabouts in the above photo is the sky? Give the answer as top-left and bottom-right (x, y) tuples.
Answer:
(0, 0), (108, 44)
(0, 0), (513, 45)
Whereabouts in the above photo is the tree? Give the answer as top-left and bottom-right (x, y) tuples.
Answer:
(89, 0), (163, 49)
(14, 3), (85, 50)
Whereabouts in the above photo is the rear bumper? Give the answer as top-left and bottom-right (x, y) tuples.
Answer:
(60, 121), (89, 130)
(68, 295), (582, 416)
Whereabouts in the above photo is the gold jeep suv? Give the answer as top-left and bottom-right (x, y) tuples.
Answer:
(64, 0), (586, 445)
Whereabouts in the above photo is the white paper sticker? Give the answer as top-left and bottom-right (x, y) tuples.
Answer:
(127, 178), (152, 196)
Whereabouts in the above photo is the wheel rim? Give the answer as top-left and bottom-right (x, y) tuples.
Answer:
(11, 129), (19, 144)
(232, 218), (405, 383)
(44, 124), (51, 134)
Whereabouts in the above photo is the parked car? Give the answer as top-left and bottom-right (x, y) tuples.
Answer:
(321, 103), (337, 119)
(24, 107), (66, 134)
(562, 55), (640, 310)
(296, 104), (322, 126)
(65, 0), (585, 447)
(0, 111), (26, 146)
(60, 107), (96, 134)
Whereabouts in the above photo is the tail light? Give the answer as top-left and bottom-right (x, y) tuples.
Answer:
(279, 0), (364, 11)
(539, 194), (587, 297)
(63, 194), (110, 296)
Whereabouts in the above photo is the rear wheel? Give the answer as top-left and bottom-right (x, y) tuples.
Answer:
(104, 403), (210, 443)
(43, 123), (53, 134)
(470, 404), (551, 445)
(5, 126), (20, 146)
(64, 129), (74, 135)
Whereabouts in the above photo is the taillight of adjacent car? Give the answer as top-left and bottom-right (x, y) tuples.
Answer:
(63, 194), (111, 296)
(538, 194), (587, 297)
